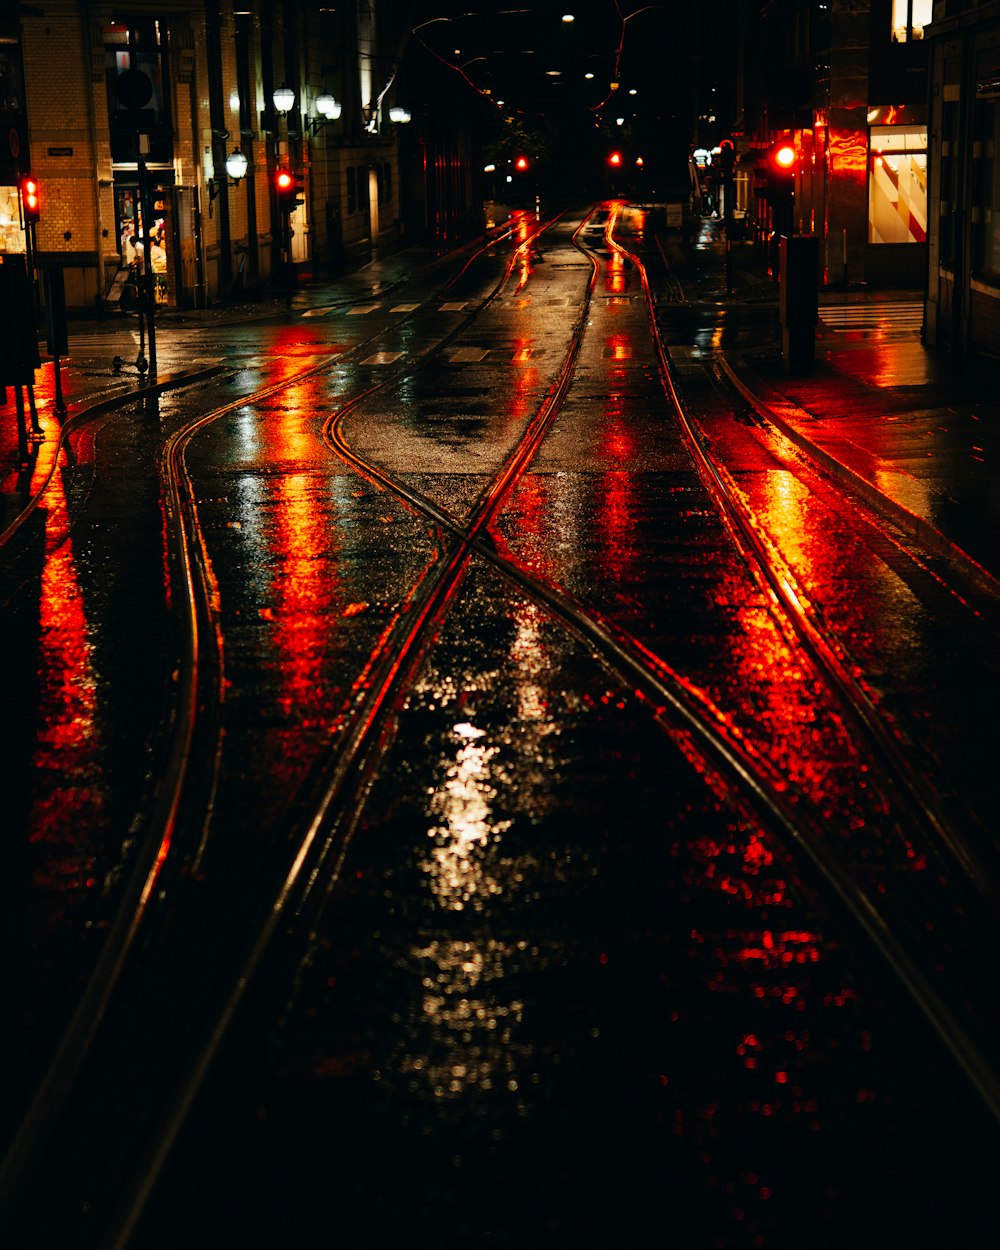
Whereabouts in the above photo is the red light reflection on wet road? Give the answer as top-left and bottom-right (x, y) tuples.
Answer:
(606, 333), (632, 361)
(502, 336), (539, 436)
(592, 382), (639, 588)
(264, 375), (342, 751)
(29, 452), (106, 888)
(266, 325), (343, 380)
(270, 473), (339, 721)
(606, 249), (627, 296)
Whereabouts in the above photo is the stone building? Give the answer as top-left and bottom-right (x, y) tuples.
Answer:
(733, 0), (930, 289)
(924, 0), (1000, 351)
(0, 0), (479, 311)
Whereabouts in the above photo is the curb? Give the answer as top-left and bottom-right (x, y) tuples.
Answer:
(717, 352), (1000, 601)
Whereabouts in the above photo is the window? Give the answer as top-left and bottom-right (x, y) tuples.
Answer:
(869, 124), (927, 243)
(891, 0), (931, 42)
(234, 13), (254, 139)
(938, 100), (959, 268)
(979, 104), (1000, 276)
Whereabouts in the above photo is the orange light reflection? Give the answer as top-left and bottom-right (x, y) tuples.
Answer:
(266, 373), (342, 752)
(29, 438), (106, 889)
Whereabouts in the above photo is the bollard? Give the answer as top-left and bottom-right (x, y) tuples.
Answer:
(779, 234), (819, 370)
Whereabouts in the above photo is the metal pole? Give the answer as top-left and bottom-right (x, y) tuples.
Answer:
(53, 353), (66, 416)
(26, 384), (41, 436)
(137, 136), (157, 375)
(14, 385), (29, 463)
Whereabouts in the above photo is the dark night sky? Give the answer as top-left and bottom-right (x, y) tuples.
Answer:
(404, 1), (712, 192)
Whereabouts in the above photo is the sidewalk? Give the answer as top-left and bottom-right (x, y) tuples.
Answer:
(676, 226), (1000, 598)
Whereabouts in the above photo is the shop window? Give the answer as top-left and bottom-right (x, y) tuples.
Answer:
(869, 124), (927, 243)
(114, 183), (174, 304)
(891, 0), (931, 42)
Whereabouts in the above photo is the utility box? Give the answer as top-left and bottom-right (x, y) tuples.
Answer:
(779, 234), (819, 370)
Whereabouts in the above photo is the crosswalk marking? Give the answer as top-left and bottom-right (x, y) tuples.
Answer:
(360, 351), (403, 365)
(347, 304), (380, 315)
(65, 333), (141, 347)
(439, 301), (467, 311)
(391, 303), (420, 313)
(819, 301), (923, 334)
(447, 347), (489, 363)
(301, 306), (337, 317)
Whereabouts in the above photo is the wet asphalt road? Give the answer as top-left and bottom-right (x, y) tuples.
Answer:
(2, 205), (998, 1248)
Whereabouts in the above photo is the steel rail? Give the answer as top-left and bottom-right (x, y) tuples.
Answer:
(97, 207), (602, 1250)
(607, 206), (1000, 903)
(0, 211), (562, 1242)
(604, 202), (1000, 1124)
(320, 203), (1000, 1127)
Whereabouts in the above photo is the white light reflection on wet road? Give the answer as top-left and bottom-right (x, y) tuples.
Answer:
(408, 597), (558, 1102)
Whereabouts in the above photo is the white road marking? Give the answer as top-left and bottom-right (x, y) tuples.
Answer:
(360, 351), (404, 365)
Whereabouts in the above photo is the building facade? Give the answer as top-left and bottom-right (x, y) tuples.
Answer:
(734, 0), (930, 289)
(0, 0), (483, 312)
(924, 0), (1000, 351)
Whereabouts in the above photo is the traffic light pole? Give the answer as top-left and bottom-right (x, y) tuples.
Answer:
(137, 136), (157, 377)
(719, 140), (735, 295)
(280, 210), (292, 308)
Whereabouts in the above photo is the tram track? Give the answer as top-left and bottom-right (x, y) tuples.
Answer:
(4, 201), (999, 1248)
(0, 208), (562, 1244)
(317, 204), (1000, 1122)
(88, 207), (602, 1250)
(617, 215), (1000, 915)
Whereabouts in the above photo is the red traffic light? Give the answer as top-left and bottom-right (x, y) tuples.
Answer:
(608, 151), (622, 167)
(275, 168), (304, 212)
(20, 174), (40, 223)
(514, 156), (529, 171)
(770, 142), (796, 172)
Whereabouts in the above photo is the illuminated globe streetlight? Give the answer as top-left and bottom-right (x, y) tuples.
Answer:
(272, 83), (295, 115)
(316, 91), (342, 121)
(225, 148), (248, 182)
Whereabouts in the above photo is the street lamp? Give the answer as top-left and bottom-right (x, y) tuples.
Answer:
(272, 83), (295, 116)
(316, 91), (341, 120)
(388, 105), (411, 123)
(225, 147), (248, 181)
(208, 147), (248, 212)
(308, 91), (342, 132)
